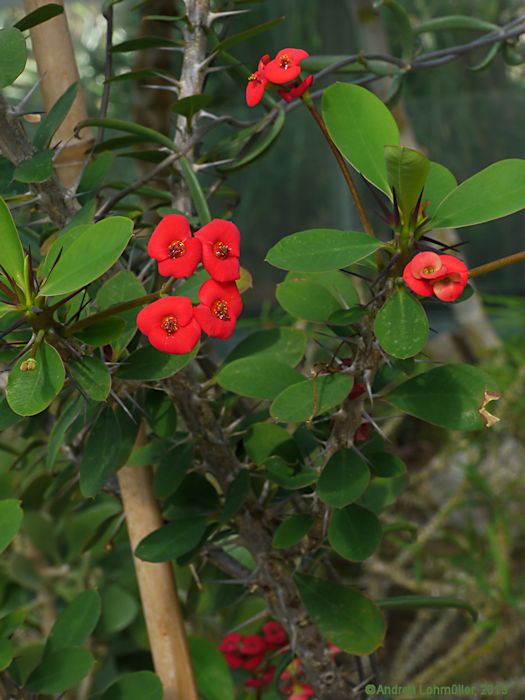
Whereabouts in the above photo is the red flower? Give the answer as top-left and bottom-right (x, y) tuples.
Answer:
(403, 252), (468, 302)
(242, 654), (265, 670)
(218, 633), (242, 654)
(136, 296), (200, 354)
(240, 634), (267, 656)
(245, 666), (275, 688)
(278, 75), (314, 102)
(288, 682), (315, 700)
(194, 279), (242, 340)
(263, 48), (309, 84)
(431, 255), (468, 302)
(195, 219), (240, 282)
(147, 214), (202, 278)
(262, 621), (288, 649)
(246, 54), (270, 107)
(224, 652), (243, 669)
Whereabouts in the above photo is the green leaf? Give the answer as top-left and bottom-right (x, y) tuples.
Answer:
(384, 145), (430, 222)
(358, 474), (408, 514)
(376, 595), (478, 621)
(267, 228), (383, 272)
(79, 406), (122, 497)
(77, 152), (115, 202)
(46, 396), (84, 469)
(15, 3), (64, 31)
(225, 327), (306, 367)
(431, 160), (525, 229)
(100, 585), (139, 633)
(101, 672), (163, 700)
(317, 449), (370, 508)
(294, 573), (385, 655)
(14, 151), (54, 183)
(220, 109), (285, 172)
(74, 316), (127, 346)
(189, 637), (234, 700)
(117, 343), (198, 380)
(214, 16), (285, 52)
(153, 445), (193, 499)
(96, 271), (145, 355)
(101, 672), (162, 700)
(172, 94), (213, 121)
(264, 457), (318, 490)
(415, 15), (497, 34)
(287, 270), (359, 307)
(0, 638), (12, 672)
(328, 504), (382, 561)
(322, 82), (400, 196)
(69, 356), (111, 401)
(47, 590), (101, 653)
(7, 343), (65, 416)
(387, 363), (499, 430)
(374, 289), (429, 359)
(0, 499), (23, 553)
(0, 396), (23, 430)
(220, 471), (251, 524)
(0, 195), (25, 287)
(377, 0), (414, 59)
(33, 82), (78, 150)
(244, 423), (296, 465)
(135, 517), (208, 562)
(0, 28), (27, 88)
(76, 117), (177, 152)
(179, 156), (211, 226)
(26, 648), (93, 693)
(423, 162), (457, 219)
(111, 36), (182, 52)
(216, 357), (303, 400)
(368, 452), (407, 478)
(276, 279), (341, 323)
(273, 514), (314, 549)
(40, 217), (133, 296)
(270, 374), (354, 422)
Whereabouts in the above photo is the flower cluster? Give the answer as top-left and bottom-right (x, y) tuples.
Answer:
(218, 622), (287, 690)
(403, 251), (468, 302)
(137, 215), (242, 353)
(246, 48), (312, 106)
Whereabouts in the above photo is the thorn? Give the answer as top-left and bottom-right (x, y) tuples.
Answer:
(12, 77), (43, 116)
(208, 9), (251, 25)
(411, 188), (424, 228)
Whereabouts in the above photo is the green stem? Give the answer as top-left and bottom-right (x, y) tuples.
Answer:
(468, 251), (525, 279)
(302, 93), (375, 239)
(64, 279), (175, 336)
(180, 156), (212, 226)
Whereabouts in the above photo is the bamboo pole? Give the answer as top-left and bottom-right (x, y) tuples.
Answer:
(23, 0), (93, 189)
(117, 426), (198, 700)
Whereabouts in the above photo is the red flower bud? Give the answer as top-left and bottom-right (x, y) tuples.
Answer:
(353, 422), (369, 444)
(245, 666), (275, 688)
(278, 75), (314, 102)
(147, 214), (201, 278)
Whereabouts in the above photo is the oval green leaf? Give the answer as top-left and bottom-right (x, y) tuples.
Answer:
(189, 636), (235, 700)
(423, 161), (458, 219)
(101, 671), (163, 700)
(276, 279), (341, 323)
(387, 363), (499, 430)
(328, 504), (382, 561)
(79, 406), (122, 497)
(14, 150), (54, 183)
(216, 357), (303, 400)
(294, 573), (386, 655)
(374, 288), (429, 359)
(322, 82), (400, 196)
(0, 28), (27, 89)
(317, 449), (370, 508)
(0, 499), (23, 554)
(270, 374), (354, 422)
(69, 356), (111, 401)
(47, 590), (101, 653)
(135, 517), (208, 562)
(384, 145), (430, 222)
(224, 327), (306, 366)
(39, 216), (133, 296)
(273, 514), (314, 549)
(6, 343), (65, 416)
(267, 229), (383, 272)
(431, 159), (525, 229)
(0, 195), (25, 288)
(26, 648), (93, 693)
(117, 343), (198, 380)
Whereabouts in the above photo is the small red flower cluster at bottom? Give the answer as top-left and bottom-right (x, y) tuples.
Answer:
(219, 623), (341, 698)
(403, 251), (468, 302)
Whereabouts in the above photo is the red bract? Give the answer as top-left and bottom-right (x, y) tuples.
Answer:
(240, 634), (267, 656)
(432, 255), (469, 301)
(354, 422), (369, 444)
(263, 48), (309, 84)
(246, 54), (270, 107)
(195, 219), (240, 282)
(262, 620), (288, 649)
(136, 296), (200, 354)
(218, 632), (242, 653)
(403, 252), (468, 302)
(224, 652), (243, 669)
(194, 279), (242, 340)
(288, 683), (315, 700)
(245, 666), (275, 688)
(278, 75), (314, 102)
(147, 214), (201, 278)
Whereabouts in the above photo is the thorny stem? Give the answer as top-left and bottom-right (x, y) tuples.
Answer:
(468, 250), (525, 278)
(303, 95), (376, 239)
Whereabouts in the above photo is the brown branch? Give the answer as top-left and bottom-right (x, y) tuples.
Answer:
(118, 423), (198, 700)
(0, 94), (77, 228)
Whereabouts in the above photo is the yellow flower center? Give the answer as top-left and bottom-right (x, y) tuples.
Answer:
(160, 315), (178, 335)
(422, 266), (435, 274)
(213, 240), (230, 259)
(168, 240), (186, 259)
(212, 300), (230, 320)
(279, 54), (292, 69)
